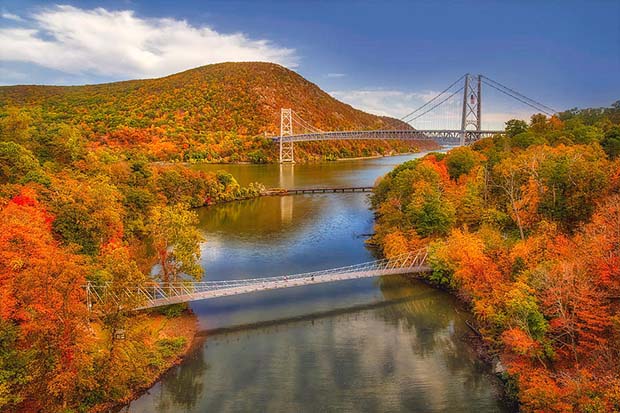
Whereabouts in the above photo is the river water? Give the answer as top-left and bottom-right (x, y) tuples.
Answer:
(125, 153), (510, 413)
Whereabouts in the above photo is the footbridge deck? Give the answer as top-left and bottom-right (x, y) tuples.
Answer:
(87, 250), (429, 311)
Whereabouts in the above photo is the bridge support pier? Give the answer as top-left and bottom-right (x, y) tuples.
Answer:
(280, 108), (294, 163)
(279, 139), (294, 163)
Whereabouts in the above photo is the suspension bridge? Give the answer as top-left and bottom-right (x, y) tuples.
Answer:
(274, 73), (557, 162)
(87, 250), (429, 311)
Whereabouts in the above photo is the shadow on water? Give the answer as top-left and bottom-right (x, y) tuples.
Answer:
(196, 289), (438, 337)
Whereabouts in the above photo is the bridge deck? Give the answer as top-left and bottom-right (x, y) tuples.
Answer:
(136, 265), (430, 309)
(87, 250), (430, 311)
(273, 129), (502, 143)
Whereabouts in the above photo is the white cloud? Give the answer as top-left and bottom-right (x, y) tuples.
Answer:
(326, 73), (346, 78)
(1, 11), (24, 22)
(0, 5), (297, 80)
(330, 88), (535, 129)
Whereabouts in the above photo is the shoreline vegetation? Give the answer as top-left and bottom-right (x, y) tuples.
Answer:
(153, 140), (440, 166)
(0, 155), (263, 412)
(93, 308), (198, 413)
(369, 107), (620, 412)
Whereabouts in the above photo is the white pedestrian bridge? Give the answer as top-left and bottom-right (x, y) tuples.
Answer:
(87, 249), (430, 311)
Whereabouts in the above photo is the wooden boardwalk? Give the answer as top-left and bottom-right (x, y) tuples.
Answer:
(263, 186), (373, 196)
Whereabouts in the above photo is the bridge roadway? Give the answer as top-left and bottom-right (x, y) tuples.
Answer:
(272, 129), (502, 144)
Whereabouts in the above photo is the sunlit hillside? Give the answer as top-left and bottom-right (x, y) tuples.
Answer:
(0, 62), (424, 162)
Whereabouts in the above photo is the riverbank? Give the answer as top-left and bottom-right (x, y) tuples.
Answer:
(369, 137), (620, 410)
(92, 309), (199, 413)
(156, 143), (441, 166)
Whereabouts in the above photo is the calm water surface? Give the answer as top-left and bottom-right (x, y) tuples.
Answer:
(125, 153), (509, 413)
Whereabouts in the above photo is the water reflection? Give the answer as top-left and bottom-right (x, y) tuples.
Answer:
(280, 196), (294, 225)
(279, 163), (296, 188)
(193, 153), (432, 188)
(151, 348), (208, 412)
(129, 279), (506, 413)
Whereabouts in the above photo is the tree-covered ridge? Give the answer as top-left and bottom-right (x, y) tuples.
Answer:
(371, 103), (620, 412)
(0, 62), (423, 163)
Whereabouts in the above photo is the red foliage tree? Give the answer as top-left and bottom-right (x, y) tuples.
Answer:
(0, 189), (91, 410)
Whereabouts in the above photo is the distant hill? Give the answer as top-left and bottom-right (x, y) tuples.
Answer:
(0, 62), (430, 162)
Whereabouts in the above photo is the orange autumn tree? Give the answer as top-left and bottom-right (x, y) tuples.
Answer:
(0, 189), (91, 412)
(582, 194), (620, 295)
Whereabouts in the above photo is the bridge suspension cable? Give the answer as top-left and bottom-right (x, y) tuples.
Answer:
(480, 75), (557, 116)
(399, 74), (466, 123)
(291, 110), (323, 134)
(405, 86), (464, 124)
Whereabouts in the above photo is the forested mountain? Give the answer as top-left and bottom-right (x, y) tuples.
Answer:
(0, 62), (421, 162)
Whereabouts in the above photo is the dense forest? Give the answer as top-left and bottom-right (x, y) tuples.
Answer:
(371, 102), (620, 412)
(0, 83), (268, 410)
(0, 62), (430, 163)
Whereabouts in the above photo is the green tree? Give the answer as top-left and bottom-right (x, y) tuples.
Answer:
(601, 125), (620, 158)
(0, 109), (31, 144)
(537, 145), (609, 228)
(405, 185), (456, 237)
(445, 146), (479, 180)
(505, 119), (528, 137)
(50, 175), (124, 255)
(0, 320), (29, 411)
(501, 281), (549, 342)
(563, 119), (604, 144)
(511, 131), (547, 149)
(457, 180), (485, 227)
(148, 204), (204, 283)
(52, 124), (87, 163)
(530, 113), (549, 134)
(0, 142), (49, 186)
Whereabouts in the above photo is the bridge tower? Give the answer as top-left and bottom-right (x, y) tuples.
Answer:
(280, 108), (294, 163)
(460, 74), (482, 145)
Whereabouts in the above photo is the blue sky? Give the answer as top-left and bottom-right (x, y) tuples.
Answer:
(1, 1), (619, 127)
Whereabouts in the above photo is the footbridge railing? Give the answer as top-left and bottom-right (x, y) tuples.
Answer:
(87, 249), (430, 311)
